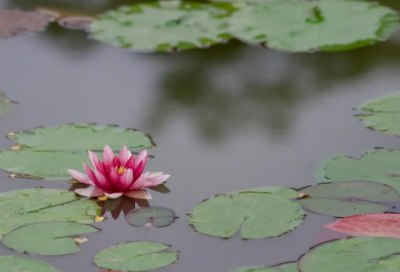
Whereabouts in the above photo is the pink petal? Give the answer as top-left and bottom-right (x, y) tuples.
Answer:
(88, 151), (105, 172)
(68, 169), (94, 185)
(148, 172), (163, 178)
(103, 146), (114, 169)
(108, 166), (120, 184)
(74, 186), (105, 198)
(125, 155), (135, 170)
(95, 170), (114, 191)
(83, 163), (98, 184)
(103, 145), (115, 159)
(113, 156), (121, 167)
(124, 189), (152, 200)
(119, 145), (131, 166)
(135, 150), (148, 168)
(130, 172), (149, 190)
(117, 169), (134, 191)
(105, 192), (123, 199)
(144, 174), (170, 188)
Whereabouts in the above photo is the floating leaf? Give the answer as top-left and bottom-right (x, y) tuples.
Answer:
(0, 188), (100, 239)
(298, 237), (400, 272)
(89, 1), (234, 52)
(0, 256), (61, 272)
(314, 149), (400, 195)
(0, 9), (49, 39)
(229, 0), (399, 52)
(0, 93), (14, 118)
(357, 91), (400, 137)
(188, 190), (304, 239)
(8, 124), (154, 151)
(297, 181), (399, 217)
(3, 222), (99, 255)
(226, 267), (281, 272)
(275, 262), (299, 272)
(324, 213), (400, 239)
(94, 241), (178, 271)
(125, 207), (177, 228)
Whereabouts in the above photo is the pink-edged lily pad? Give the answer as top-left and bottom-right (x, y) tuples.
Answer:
(324, 213), (400, 239)
(0, 9), (49, 39)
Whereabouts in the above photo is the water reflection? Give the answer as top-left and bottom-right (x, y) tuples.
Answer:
(98, 196), (149, 219)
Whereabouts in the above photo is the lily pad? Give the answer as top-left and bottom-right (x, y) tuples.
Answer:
(8, 124), (154, 151)
(89, 1), (234, 52)
(125, 207), (177, 228)
(324, 213), (400, 239)
(3, 222), (99, 255)
(0, 256), (61, 272)
(229, 0), (399, 52)
(0, 9), (49, 39)
(0, 188), (100, 239)
(188, 190), (304, 239)
(227, 267), (281, 272)
(298, 237), (400, 272)
(314, 149), (400, 195)
(357, 91), (400, 137)
(297, 181), (399, 217)
(94, 241), (178, 271)
(275, 262), (299, 272)
(0, 93), (14, 118)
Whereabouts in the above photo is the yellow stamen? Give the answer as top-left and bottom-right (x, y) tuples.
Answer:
(115, 166), (127, 174)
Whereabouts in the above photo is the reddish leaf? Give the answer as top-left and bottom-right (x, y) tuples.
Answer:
(0, 10), (49, 39)
(324, 213), (400, 238)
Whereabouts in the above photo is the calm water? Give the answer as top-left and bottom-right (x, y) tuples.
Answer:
(1, 1), (400, 271)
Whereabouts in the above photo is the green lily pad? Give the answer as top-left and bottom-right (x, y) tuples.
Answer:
(89, 1), (234, 52)
(298, 237), (400, 272)
(297, 181), (400, 217)
(357, 91), (400, 137)
(188, 190), (305, 239)
(0, 256), (61, 272)
(314, 149), (400, 195)
(8, 124), (154, 151)
(0, 93), (14, 119)
(230, 186), (298, 199)
(0, 188), (100, 239)
(3, 222), (99, 255)
(94, 241), (178, 271)
(229, 0), (399, 52)
(275, 262), (299, 272)
(125, 207), (177, 228)
(227, 267), (281, 272)
(0, 150), (96, 180)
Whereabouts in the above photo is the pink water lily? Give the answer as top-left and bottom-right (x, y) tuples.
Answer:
(68, 145), (170, 199)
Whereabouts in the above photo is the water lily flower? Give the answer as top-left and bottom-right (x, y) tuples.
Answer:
(68, 145), (170, 199)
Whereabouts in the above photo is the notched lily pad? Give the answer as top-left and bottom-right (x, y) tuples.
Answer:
(314, 149), (400, 195)
(3, 221), (99, 255)
(274, 262), (299, 272)
(0, 188), (100, 239)
(229, 0), (399, 52)
(125, 207), (177, 228)
(188, 189), (305, 239)
(89, 1), (235, 52)
(94, 241), (178, 271)
(297, 181), (400, 217)
(357, 91), (400, 137)
(0, 9), (49, 39)
(227, 266), (281, 272)
(0, 93), (15, 118)
(298, 237), (400, 272)
(0, 256), (61, 272)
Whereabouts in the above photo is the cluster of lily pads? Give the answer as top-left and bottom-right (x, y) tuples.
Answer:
(1, 0), (400, 53)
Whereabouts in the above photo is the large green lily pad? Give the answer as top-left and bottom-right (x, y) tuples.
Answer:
(298, 237), (400, 272)
(89, 1), (234, 52)
(297, 181), (400, 217)
(0, 93), (14, 118)
(8, 124), (154, 151)
(0, 150), (95, 180)
(0, 256), (61, 272)
(188, 190), (305, 239)
(3, 222), (99, 255)
(275, 262), (299, 272)
(94, 241), (178, 271)
(357, 91), (400, 137)
(229, 0), (399, 52)
(227, 267), (281, 272)
(0, 188), (100, 239)
(314, 149), (400, 195)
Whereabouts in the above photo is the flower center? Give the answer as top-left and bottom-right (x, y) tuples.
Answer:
(115, 166), (127, 175)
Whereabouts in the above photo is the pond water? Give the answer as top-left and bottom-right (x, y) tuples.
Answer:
(1, 0), (400, 271)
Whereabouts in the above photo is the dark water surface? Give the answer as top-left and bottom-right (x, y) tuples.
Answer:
(1, 1), (400, 271)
